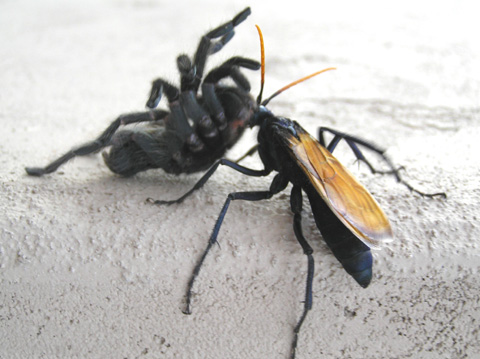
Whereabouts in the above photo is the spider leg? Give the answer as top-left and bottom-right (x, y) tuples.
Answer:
(147, 78), (206, 152)
(204, 57), (260, 91)
(147, 158), (271, 205)
(178, 56), (260, 146)
(177, 54), (196, 92)
(289, 185), (315, 359)
(179, 90), (218, 141)
(182, 173), (288, 315)
(184, 7), (251, 92)
(202, 57), (260, 128)
(146, 77), (180, 109)
(149, 60), (257, 151)
(25, 110), (168, 176)
(318, 127), (446, 198)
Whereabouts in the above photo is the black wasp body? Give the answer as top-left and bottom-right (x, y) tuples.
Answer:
(254, 110), (380, 288)
(150, 27), (445, 358)
(154, 107), (445, 359)
(25, 8), (259, 177)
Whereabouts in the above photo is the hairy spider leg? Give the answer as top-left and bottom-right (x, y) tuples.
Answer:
(202, 57), (260, 129)
(204, 57), (260, 92)
(179, 56), (260, 140)
(25, 110), (168, 176)
(149, 56), (259, 151)
(179, 89), (218, 140)
(26, 8), (257, 178)
(179, 7), (252, 93)
(146, 78), (206, 152)
(318, 127), (446, 198)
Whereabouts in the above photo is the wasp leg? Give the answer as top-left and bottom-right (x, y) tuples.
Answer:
(320, 130), (399, 175)
(289, 185), (315, 359)
(318, 127), (446, 198)
(25, 110), (168, 176)
(183, 174), (288, 315)
(147, 159), (271, 205)
(318, 127), (384, 155)
(234, 144), (259, 164)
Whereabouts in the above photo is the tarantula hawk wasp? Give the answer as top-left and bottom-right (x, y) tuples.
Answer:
(149, 25), (446, 358)
(25, 8), (259, 177)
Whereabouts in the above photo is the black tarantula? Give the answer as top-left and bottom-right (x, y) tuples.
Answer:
(26, 7), (259, 177)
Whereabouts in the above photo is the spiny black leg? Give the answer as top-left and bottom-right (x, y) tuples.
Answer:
(318, 127), (446, 198)
(182, 239), (215, 315)
(321, 132), (400, 176)
(319, 128), (398, 175)
(289, 186), (315, 359)
(319, 127), (384, 155)
(25, 110), (168, 176)
(147, 158), (271, 205)
(346, 140), (405, 175)
(183, 174), (289, 315)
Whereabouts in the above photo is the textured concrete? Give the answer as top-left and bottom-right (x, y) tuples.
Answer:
(1, 1), (479, 358)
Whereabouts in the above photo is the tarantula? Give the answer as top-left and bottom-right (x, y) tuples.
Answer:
(26, 7), (259, 177)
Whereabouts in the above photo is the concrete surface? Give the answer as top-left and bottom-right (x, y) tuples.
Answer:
(1, 0), (479, 358)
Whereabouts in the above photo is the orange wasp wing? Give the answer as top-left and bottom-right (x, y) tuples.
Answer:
(284, 126), (393, 248)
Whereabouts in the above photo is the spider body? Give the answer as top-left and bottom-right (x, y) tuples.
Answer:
(26, 7), (259, 177)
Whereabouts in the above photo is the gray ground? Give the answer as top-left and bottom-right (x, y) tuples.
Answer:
(1, 0), (479, 358)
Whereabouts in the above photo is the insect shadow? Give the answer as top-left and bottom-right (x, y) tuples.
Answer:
(25, 8), (259, 178)
(148, 25), (446, 359)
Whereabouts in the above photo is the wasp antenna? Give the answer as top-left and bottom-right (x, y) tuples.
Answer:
(262, 67), (337, 107)
(255, 25), (266, 105)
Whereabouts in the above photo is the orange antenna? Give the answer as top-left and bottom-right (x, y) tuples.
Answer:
(261, 67), (336, 106)
(255, 24), (265, 105)
(254, 25), (336, 107)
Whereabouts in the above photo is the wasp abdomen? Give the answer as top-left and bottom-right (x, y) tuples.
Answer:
(306, 187), (373, 288)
